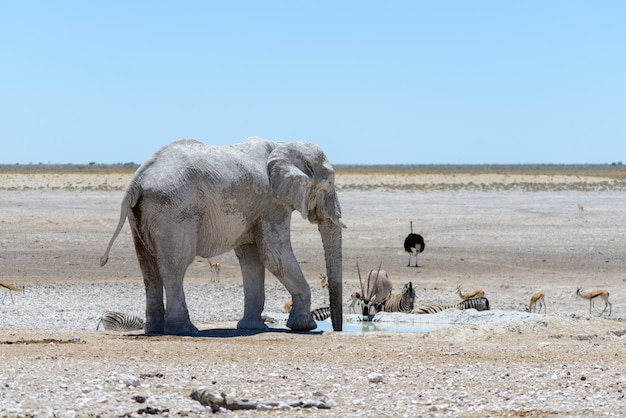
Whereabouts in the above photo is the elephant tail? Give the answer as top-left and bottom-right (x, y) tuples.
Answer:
(100, 186), (138, 267)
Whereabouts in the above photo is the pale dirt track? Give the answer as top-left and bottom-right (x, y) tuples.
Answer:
(1, 172), (625, 417)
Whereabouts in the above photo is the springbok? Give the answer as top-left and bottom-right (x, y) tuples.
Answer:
(284, 298), (293, 313)
(527, 291), (546, 314)
(348, 291), (362, 314)
(319, 273), (329, 289)
(575, 288), (612, 316)
(319, 273), (329, 304)
(208, 260), (220, 283)
(0, 280), (22, 303)
(455, 285), (485, 300)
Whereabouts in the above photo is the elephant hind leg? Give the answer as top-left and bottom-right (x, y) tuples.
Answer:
(132, 233), (165, 334)
(132, 220), (198, 336)
(157, 254), (199, 336)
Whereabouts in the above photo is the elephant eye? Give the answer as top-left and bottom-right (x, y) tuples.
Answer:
(303, 160), (314, 176)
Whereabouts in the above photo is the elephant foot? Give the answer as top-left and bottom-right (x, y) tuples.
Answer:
(144, 319), (165, 335)
(287, 313), (317, 331)
(237, 318), (269, 331)
(164, 320), (199, 336)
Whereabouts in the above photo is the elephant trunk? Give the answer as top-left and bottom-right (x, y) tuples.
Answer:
(318, 219), (343, 331)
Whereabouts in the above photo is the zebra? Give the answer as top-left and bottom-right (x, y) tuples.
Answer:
(413, 297), (490, 314)
(283, 303), (331, 322)
(378, 282), (415, 313)
(310, 306), (331, 321)
(96, 311), (145, 332)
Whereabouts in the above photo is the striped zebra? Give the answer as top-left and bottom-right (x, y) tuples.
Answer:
(378, 282), (415, 313)
(283, 303), (331, 322)
(310, 306), (331, 321)
(413, 297), (490, 314)
(96, 311), (145, 332)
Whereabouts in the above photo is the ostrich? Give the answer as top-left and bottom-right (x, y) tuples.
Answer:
(404, 221), (425, 267)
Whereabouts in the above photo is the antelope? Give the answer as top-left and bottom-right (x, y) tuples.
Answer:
(575, 288), (612, 316)
(284, 298), (293, 313)
(348, 291), (362, 314)
(319, 273), (329, 289)
(320, 273), (329, 304)
(455, 285), (485, 300)
(209, 260), (220, 283)
(527, 291), (546, 314)
(577, 204), (584, 211)
(0, 280), (23, 303)
(356, 260), (392, 321)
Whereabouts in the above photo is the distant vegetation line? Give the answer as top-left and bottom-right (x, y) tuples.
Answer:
(1, 163), (625, 180)
(335, 163), (626, 180)
(0, 163), (140, 174)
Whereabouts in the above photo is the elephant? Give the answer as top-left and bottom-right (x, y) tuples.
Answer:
(100, 137), (346, 335)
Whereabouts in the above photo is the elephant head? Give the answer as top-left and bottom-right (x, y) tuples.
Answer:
(267, 142), (346, 331)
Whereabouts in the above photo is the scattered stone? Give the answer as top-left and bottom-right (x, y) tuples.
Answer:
(121, 375), (140, 387)
(368, 372), (384, 383)
(190, 388), (333, 412)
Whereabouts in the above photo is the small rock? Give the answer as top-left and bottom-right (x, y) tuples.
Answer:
(121, 375), (140, 387)
(368, 372), (384, 383)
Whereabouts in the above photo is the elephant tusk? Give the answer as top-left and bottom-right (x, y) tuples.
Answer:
(332, 217), (347, 229)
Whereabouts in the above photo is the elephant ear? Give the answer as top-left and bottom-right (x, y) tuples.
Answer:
(267, 142), (312, 219)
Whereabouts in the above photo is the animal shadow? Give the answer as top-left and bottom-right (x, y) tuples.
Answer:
(125, 328), (324, 339)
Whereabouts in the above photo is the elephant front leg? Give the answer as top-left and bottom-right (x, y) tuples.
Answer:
(261, 249), (316, 331)
(235, 243), (269, 330)
(285, 291), (316, 331)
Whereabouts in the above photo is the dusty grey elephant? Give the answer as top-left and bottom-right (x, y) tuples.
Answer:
(100, 137), (346, 335)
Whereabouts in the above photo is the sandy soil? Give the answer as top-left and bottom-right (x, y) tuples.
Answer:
(1, 172), (625, 416)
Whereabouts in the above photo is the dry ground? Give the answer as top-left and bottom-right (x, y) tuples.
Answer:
(1, 170), (625, 416)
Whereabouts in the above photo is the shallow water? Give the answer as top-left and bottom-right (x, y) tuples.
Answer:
(312, 320), (447, 333)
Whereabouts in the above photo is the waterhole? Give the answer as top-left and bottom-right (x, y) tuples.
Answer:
(312, 320), (448, 333)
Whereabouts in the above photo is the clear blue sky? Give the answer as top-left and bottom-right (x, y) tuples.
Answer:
(1, 1), (624, 165)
